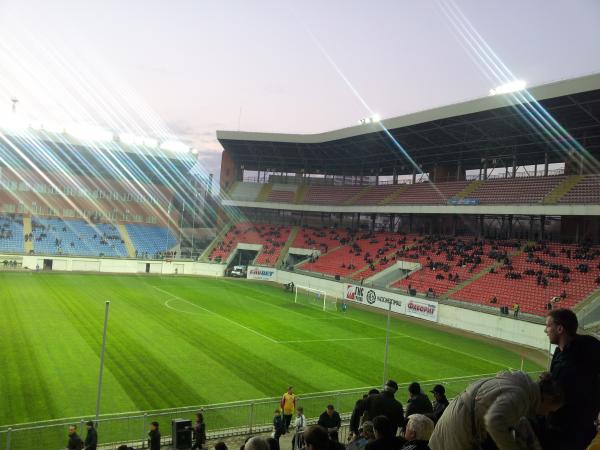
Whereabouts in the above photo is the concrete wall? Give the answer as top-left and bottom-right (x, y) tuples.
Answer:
(20, 255), (227, 277)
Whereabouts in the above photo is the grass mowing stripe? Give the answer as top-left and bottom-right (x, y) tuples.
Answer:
(153, 286), (279, 343)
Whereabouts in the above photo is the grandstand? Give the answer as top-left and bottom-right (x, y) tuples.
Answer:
(212, 73), (600, 317)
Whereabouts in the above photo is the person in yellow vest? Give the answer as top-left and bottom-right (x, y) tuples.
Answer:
(280, 386), (297, 433)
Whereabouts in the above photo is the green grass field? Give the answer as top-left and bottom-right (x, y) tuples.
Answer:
(0, 271), (543, 428)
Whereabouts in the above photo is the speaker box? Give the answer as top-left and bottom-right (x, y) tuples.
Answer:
(335, 274), (340, 281)
(172, 419), (192, 450)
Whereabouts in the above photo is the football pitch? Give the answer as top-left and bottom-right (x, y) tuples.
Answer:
(0, 271), (544, 427)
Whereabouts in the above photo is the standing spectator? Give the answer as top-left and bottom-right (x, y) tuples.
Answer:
(280, 386), (297, 433)
(586, 411), (600, 450)
(318, 404), (341, 442)
(428, 371), (564, 450)
(405, 382), (433, 419)
(84, 421), (97, 450)
(292, 407), (307, 450)
(513, 303), (520, 318)
(350, 389), (379, 437)
(365, 415), (405, 450)
(65, 425), (83, 450)
(148, 421), (161, 450)
(192, 412), (206, 450)
(540, 308), (600, 450)
(401, 414), (434, 450)
(365, 380), (405, 436)
(273, 409), (285, 443)
(428, 385), (449, 424)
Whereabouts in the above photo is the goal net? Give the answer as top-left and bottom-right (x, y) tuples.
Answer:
(294, 285), (337, 311)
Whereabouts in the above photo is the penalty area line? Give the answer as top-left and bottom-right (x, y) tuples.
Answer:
(153, 286), (279, 344)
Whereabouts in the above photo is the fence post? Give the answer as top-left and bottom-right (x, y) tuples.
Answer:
(142, 414), (147, 449)
(248, 403), (255, 434)
(6, 428), (11, 450)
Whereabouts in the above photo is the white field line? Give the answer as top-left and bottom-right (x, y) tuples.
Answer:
(153, 286), (279, 344)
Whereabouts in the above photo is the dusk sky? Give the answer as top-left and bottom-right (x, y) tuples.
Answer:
(1, 0), (599, 181)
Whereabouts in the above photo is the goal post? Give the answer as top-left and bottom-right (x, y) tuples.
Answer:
(294, 285), (337, 311)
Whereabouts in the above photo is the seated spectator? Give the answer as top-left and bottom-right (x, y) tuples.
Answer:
(490, 296), (498, 304)
(405, 382), (433, 418)
(365, 416), (405, 450)
(400, 414), (434, 450)
(303, 425), (344, 450)
(245, 437), (269, 450)
(429, 371), (563, 450)
(215, 442), (228, 450)
(347, 421), (375, 450)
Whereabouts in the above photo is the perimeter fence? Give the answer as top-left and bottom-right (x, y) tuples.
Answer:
(0, 371), (542, 450)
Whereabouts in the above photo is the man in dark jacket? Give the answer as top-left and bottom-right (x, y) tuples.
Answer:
(405, 382), (433, 419)
(148, 421), (161, 450)
(84, 421), (97, 450)
(541, 308), (600, 450)
(317, 405), (341, 442)
(350, 389), (380, 437)
(428, 385), (449, 424)
(365, 380), (405, 436)
(65, 425), (83, 450)
(365, 415), (405, 450)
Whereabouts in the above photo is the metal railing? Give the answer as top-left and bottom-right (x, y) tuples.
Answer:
(0, 372), (542, 450)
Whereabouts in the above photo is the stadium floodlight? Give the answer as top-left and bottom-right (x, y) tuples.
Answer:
(489, 80), (526, 96)
(66, 123), (113, 142)
(160, 140), (190, 153)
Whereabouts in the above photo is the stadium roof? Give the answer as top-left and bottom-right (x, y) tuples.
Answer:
(217, 73), (600, 176)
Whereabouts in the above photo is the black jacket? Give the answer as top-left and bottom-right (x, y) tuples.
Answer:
(350, 398), (367, 434)
(405, 393), (433, 418)
(545, 334), (600, 450)
(148, 429), (161, 450)
(84, 427), (97, 450)
(67, 432), (83, 450)
(430, 396), (449, 423)
(318, 411), (341, 430)
(194, 422), (206, 444)
(365, 390), (405, 435)
(400, 440), (430, 450)
(365, 436), (405, 450)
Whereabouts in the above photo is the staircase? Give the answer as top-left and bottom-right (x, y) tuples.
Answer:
(379, 185), (408, 205)
(456, 180), (482, 199)
(227, 181), (239, 195)
(117, 224), (137, 257)
(275, 226), (300, 267)
(199, 222), (233, 261)
(23, 216), (33, 254)
(256, 184), (273, 202)
(294, 184), (309, 203)
(542, 175), (582, 204)
(345, 185), (374, 205)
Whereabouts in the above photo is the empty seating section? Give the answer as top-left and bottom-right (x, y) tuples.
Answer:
(390, 237), (504, 295)
(559, 175), (600, 203)
(304, 185), (364, 205)
(125, 224), (177, 258)
(31, 217), (128, 257)
(355, 184), (399, 205)
(388, 181), (471, 205)
(0, 214), (24, 252)
(299, 230), (407, 278)
(208, 223), (290, 266)
(229, 182), (263, 202)
(232, 175), (600, 206)
(452, 243), (600, 315)
(267, 184), (297, 203)
(469, 176), (565, 204)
